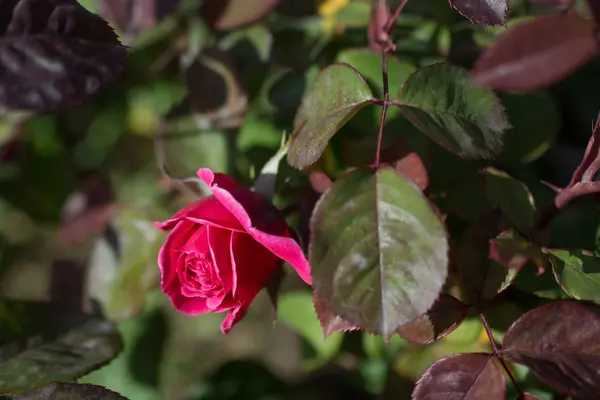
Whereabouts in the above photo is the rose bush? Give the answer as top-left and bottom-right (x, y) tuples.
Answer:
(156, 168), (312, 333)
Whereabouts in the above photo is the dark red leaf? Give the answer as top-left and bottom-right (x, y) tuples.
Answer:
(313, 293), (359, 339)
(489, 229), (547, 273)
(397, 294), (468, 345)
(587, 0), (600, 28)
(412, 353), (505, 399)
(502, 300), (600, 398)
(380, 138), (429, 191)
(201, 0), (280, 31)
(472, 13), (598, 92)
(0, 0), (127, 112)
(450, 0), (509, 26)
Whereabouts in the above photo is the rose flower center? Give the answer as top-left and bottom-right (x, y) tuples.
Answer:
(177, 252), (223, 297)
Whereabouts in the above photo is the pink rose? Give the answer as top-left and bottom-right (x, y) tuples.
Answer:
(156, 168), (312, 333)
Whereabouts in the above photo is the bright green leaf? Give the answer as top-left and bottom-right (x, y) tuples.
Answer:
(548, 249), (600, 304)
(484, 168), (536, 232)
(0, 301), (122, 394)
(396, 63), (510, 159)
(287, 64), (374, 169)
(336, 49), (416, 97)
(277, 291), (344, 366)
(310, 167), (448, 338)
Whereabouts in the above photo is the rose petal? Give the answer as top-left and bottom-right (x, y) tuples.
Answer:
(207, 226), (234, 293)
(230, 231), (280, 302)
(155, 195), (244, 232)
(170, 292), (211, 315)
(220, 302), (248, 334)
(158, 220), (197, 296)
(199, 168), (312, 285)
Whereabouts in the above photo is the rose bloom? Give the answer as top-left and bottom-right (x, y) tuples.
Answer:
(156, 168), (312, 333)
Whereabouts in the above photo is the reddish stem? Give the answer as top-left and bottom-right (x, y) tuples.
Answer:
(479, 312), (524, 399)
(383, 0), (410, 34)
(374, 49), (390, 167)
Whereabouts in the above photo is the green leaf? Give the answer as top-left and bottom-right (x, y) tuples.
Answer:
(396, 63), (510, 159)
(287, 64), (374, 170)
(277, 291), (344, 367)
(14, 382), (128, 399)
(0, 301), (123, 394)
(548, 249), (600, 304)
(310, 167), (449, 338)
(484, 168), (536, 232)
(336, 50), (416, 97)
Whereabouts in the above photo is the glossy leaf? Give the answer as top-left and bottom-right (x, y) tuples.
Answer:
(412, 353), (505, 399)
(450, 0), (508, 26)
(0, 0), (127, 112)
(0, 301), (123, 394)
(472, 13), (598, 92)
(310, 167), (448, 338)
(397, 294), (468, 345)
(287, 64), (374, 169)
(548, 249), (600, 304)
(14, 382), (127, 400)
(484, 168), (536, 232)
(502, 301), (600, 398)
(396, 63), (509, 160)
(201, 0), (280, 30)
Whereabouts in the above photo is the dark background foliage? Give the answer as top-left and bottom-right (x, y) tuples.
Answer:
(2, 0), (600, 399)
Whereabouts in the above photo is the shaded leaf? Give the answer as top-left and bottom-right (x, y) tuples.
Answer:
(310, 167), (448, 338)
(548, 249), (600, 304)
(0, 301), (123, 394)
(0, 0), (127, 112)
(472, 13), (598, 92)
(183, 47), (247, 129)
(455, 212), (518, 303)
(502, 301), (600, 398)
(499, 92), (559, 164)
(412, 353), (505, 399)
(514, 261), (569, 299)
(397, 294), (468, 345)
(450, 0), (508, 26)
(15, 382), (127, 400)
(524, 394), (543, 400)
(396, 63), (509, 160)
(484, 168), (536, 232)
(201, 0), (279, 30)
(490, 230), (546, 272)
(287, 64), (374, 170)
